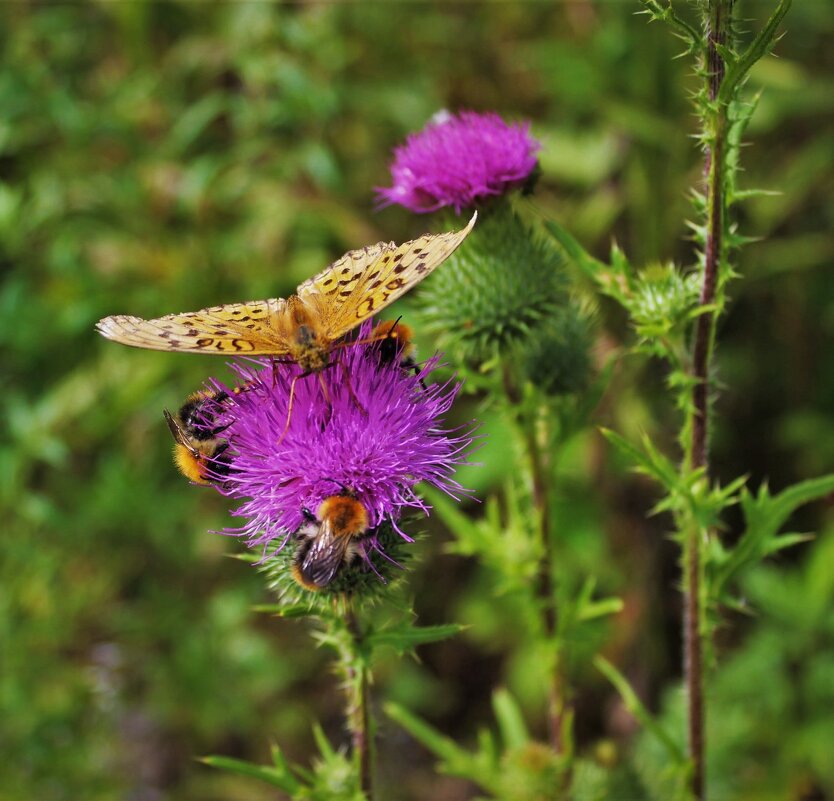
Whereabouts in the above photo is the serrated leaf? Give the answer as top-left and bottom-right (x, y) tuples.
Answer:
(763, 532), (815, 555)
(711, 474), (834, 600)
(200, 755), (302, 792)
(601, 428), (679, 490)
(766, 474), (834, 527)
(367, 622), (464, 654)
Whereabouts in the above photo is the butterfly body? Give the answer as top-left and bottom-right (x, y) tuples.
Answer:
(279, 296), (332, 373)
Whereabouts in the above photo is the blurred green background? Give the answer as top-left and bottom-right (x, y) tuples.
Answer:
(2, 2), (833, 799)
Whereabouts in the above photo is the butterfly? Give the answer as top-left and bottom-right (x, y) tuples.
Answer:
(96, 213), (475, 365)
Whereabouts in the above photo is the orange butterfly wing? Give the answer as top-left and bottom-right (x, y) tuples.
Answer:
(296, 212), (476, 341)
(96, 299), (291, 355)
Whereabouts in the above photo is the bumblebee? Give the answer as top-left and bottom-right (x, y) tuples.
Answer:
(291, 494), (370, 591)
(370, 318), (422, 378)
(163, 389), (235, 486)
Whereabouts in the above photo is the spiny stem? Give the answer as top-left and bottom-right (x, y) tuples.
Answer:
(344, 603), (374, 800)
(527, 413), (566, 753)
(686, 2), (732, 798)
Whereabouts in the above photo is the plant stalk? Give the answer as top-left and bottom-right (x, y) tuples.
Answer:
(502, 366), (569, 756)
(344, 603), (375, 800)
(527, 413), (567, 754)
(686, 1), (731, 797)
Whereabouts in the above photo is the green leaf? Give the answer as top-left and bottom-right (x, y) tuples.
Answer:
(762, 532), (815, 555)
(271, 742), (301, 776)
(578, 596), (625, 623)
(543, 218), (608, 278)
(385, 702), (473, 769)
(199, 754), (302, 792)
(719, 0), (794, 104)
(366, 622), (465, 655)
(711, 474), (834, 601)
(256, 603), (317, 619)
(312, 722), (337, 760)
(731, 188), (782, 201)
(766, 474), (834, 527)
(593, 657), (686, 766)
(492, 688), (530, 750)
(421, 484), (483, 543)
(565, 577), (624, 626)
(601, 428), (680, 491)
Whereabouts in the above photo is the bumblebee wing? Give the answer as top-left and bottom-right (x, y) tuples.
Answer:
(297, 521), (351, 589)
(96, 298), (292, 355)
(163, 409), (199, 454)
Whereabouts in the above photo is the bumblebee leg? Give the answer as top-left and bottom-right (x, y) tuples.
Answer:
(207, 420), (233, 437)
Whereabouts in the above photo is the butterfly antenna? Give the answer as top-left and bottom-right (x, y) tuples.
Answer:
(330, 322), (394, 351)
(319, 477), (352, 495)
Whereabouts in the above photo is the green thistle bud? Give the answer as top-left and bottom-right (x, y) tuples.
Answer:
(419, 202), (569, 369)
(516, 303), (596, 397)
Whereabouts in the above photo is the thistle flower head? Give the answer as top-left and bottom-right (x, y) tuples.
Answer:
(209, 323), (473, 572)
(377, 110), (541, 214)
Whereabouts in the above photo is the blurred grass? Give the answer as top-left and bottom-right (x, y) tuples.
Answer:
(2, 1), (833, 799)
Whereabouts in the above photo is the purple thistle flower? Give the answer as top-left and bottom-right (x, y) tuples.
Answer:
(210, 322), (474, 562)
(377, 110), (541, 214)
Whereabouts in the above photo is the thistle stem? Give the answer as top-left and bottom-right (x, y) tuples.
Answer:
(502, 366), (569, 756)
(527, 415), (566, 753)
(344, 603), (375, 800)
(685, 2), (732, 797)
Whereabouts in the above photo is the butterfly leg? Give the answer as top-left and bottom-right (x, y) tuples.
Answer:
(270, 357), (295, 387)
(277, 370), (311, 447)
(317, 372), (335, 427)
(339, 360), (368, 417)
